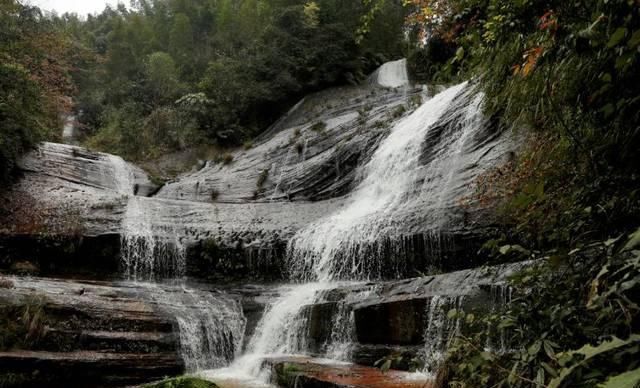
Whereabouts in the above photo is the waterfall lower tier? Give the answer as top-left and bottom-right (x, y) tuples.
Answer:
(421, 295), (465, 375)
(143, 283), (246, 372)
(120, 197), (187, 280)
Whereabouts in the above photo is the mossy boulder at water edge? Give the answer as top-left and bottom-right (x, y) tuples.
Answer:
(143, 377), (218, 388)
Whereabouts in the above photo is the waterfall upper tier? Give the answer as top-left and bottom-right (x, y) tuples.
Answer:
(5, 60), (517, 280)
(374, 58), (410, 88)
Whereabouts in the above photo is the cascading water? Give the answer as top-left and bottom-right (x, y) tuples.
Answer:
(143, 284), (247, 371)
(421, 296), (465, 375)
(106, 155), (241, 374)
(376, 58), (409, 88)
(208, 282), (335, 381)
(108, 155), (185, 280)
(286, 82), (469, 282)
(323, 287), (375, 361)
(202, 76), (492, 384)
(485, 284), (514, 353)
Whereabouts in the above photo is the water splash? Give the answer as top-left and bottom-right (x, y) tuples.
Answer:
(205, 282), (334, 380)
(323, 287), (375, 361)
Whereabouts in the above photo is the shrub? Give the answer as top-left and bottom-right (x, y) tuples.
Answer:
(210, 189), (219, 201)
(310, 121), (327, 132)
(391, 105), (406, 119)
(256, 169), (269, 188)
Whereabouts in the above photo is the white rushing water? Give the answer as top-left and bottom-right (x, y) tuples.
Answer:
(287, 82), (469, 282)
(421, 295), (465, 375)
(62, 115), (76, 142)
(139, 283), (246, 372)
(106, 155), (230, 373)
(108, 155), (186, 280)
(96, 60), (505, 385)
(201, 282), (334, 386)
(376, 58), (409, 88)
(203, 78), (485, 385)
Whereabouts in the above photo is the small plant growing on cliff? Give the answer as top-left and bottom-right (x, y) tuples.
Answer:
(243, 140), (254, 150)
(222, 153), (233, 165)
(213, 153), (234, 165)
(256, 169), (269, 188)
(408, 94), (422, 108)
(373, 120), (388, 129)
(391, 105), (406, 119)
(310, 121), (326, 132)
(148, 174), (166, 187)
(1, 296), (49, 351)
(0, 278), (14, 289)
(210, 189), (219, 201)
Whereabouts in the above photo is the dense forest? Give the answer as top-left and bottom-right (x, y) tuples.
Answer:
(1, 0), (639, 387)
(1, 0), (406, 180)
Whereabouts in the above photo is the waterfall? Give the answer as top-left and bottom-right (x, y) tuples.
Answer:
(323, 287), (375, 361)
(62, 115), (76, 143)
(485, 284), (514, 353)
(108, 155), (186, 280)
(120, 197), (186, 280)
(421, 295), (465, 375)
(376, 58), (409, 88)
(201, 80), (493, 384)
(287, 82), (470, 282)
(215, 283), (335, 379)
(142, 283), (246, 372)
(106, 155), (236, 373)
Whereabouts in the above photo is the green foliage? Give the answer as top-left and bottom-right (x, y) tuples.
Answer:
(0, 1), (71, 185)
(439, 231), (640, 388)
(257, 169), (270, 188)
(310, 121), (327, 132)
(146, 52), (181, 103)
(410, 0), (640, 176)
(53, 0), (407, 161)
(0, 296), (48, 351)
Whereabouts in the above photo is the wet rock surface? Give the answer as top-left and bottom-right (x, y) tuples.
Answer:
(351, 263), (530, 346)
(3, 78), (515, 279)
(0, 277), (255, 387)
(267, 356), (431, 388)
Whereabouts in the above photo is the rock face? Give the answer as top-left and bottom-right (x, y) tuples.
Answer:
(0, 276), (256, 387)
(0, 276), (182, 386)
(297, 262), (534, 370)
(2, 71), (517, 280)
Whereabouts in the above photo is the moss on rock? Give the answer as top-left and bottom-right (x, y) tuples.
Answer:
(143, 377), (218, 388)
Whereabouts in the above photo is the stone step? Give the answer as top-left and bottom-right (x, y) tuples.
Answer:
(266, 356), (432, 388)
(0, 350), (183, 387)
(39, 328), (178, 353)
